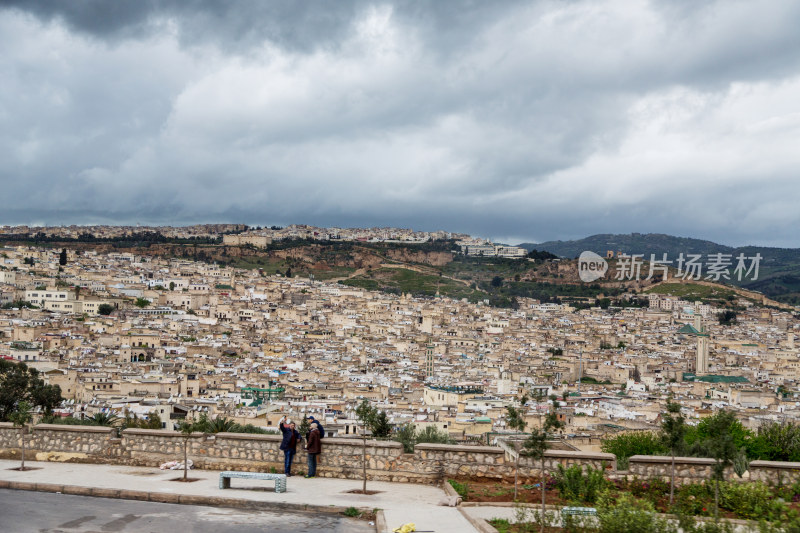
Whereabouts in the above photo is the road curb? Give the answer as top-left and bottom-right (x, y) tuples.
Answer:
(458, 507), (499, 533)
(2, 480), (373, 520)
(376, 510), (388, 533)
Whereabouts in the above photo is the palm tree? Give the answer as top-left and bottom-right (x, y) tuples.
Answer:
(207, 416), (237, 433)
(9, 401), (33, 471)
(91, 412), (119, 426)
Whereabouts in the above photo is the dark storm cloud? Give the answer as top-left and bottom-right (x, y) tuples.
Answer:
(0, 0), (369, 51)
(2, 0), (540, 53)
(2, 0), (800, 247)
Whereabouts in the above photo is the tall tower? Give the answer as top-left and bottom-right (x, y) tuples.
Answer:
(425, 344), (435, 379)
(695, 315), (709, 374)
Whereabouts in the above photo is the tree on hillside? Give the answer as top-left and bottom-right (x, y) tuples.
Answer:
(0, 360), (62, 421)
(298, 415), (311, 438)
(59, 248), (67, 266)
(9, 401), (33, 471)
(691, 410), (747, 521)
(505, 394), (529, 500)
(371, 410), (392, 438)
(134, 298), (150, 308)
(661, 396), (686, 506)
(355, 399), (377, 493)
(718, 310), (737, 326)
(98, 304), (114, 316)
(523, 396), (564, 532)
(179, 420), (196, 481)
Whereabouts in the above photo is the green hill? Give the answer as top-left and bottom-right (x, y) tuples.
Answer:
(520, 233), (800, 305)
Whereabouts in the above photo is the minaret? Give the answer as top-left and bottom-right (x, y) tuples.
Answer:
(695, 315), (709, 374)
(425, 344), (435, 379)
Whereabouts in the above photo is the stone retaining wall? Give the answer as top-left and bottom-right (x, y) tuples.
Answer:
(749, 460), (800, 484)
(2, 423), (800, 486)
(628, 455), (721, 483)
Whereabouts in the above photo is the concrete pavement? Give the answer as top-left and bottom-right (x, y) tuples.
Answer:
(0, 488), (372, 533)
(0, 460), (479, 533)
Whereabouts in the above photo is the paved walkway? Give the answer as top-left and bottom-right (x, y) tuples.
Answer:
(0, 488), (372, 533)
(0, 460), (478, 533)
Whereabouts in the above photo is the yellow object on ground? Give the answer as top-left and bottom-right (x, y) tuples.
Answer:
(393, 523), (416, 533)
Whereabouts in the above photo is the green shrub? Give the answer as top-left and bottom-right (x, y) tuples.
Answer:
(448, 479), (469, 500)
(343, 507), (361, 517)
(40, 415), (100, 426)
(231, 423), (277, 435)
(675, 483), (714, 517)
(625, 477), (671, 501)
(392, 424), (453, 453)
(719, 481), (785, 521)
(393, 424), (416, 453)
(554, 464), (610, 504)
(488, 518), (512, 533)
(600, 432), (666, 469)
(596, 492), (677, 533)
(748, 422), (800, 462)
(416, 425), (454, 445)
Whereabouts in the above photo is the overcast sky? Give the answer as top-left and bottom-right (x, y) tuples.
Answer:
(2, 1), (800, 247)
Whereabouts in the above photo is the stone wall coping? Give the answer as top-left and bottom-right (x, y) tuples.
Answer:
(415, 443), (504, 454)
(122, 428), (204, 438)
(543, 449), (616, 461)
(749, 460), (800, 470)
(629, 455), (715, 465)
(0, 422), (15, 429)
(213, 432), (282, 442)
(212, 433), (402, 448)
(33, 424), (115, 434)
(322, 437), (404, 448)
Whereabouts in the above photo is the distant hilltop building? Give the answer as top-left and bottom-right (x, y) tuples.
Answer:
(457, 240), (527, 259)
(221, 225), (467, 246)
(222, 234), (272, 248)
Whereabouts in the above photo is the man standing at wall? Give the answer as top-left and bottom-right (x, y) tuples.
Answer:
(279, 416), (300, 476)
(305, 422), (322, 478)
(306, 415), (325, 438)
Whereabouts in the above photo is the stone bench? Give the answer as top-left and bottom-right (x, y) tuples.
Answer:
(219, 471), (287, 493)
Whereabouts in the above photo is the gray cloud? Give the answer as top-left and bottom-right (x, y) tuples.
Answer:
(2, 0), (800, 247)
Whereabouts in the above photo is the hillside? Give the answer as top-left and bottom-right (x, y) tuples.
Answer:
(4, 231), (798, 308)
(520, 233), (800, 305)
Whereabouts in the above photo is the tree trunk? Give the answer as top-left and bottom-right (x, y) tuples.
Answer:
(541, 455), (546, 533)
(20, 427), (26, 471)
(714, 478), (719, 522)
(184, 439), (188, 481)
(514, 451), (519, 501)
(670, 451), (675, 506)
(362, 432), (367, 493)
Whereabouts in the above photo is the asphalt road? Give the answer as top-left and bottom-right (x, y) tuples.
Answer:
(0, 489), (375, 533)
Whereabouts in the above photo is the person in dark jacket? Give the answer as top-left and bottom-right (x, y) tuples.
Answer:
(304, 422), (321, 478)
(279, 416), (300, 476)
(306, 415), (325, 438)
